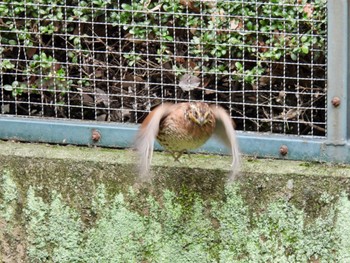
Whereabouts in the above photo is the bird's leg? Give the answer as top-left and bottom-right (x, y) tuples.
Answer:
(172, 151), (184, 162)
(186, 150), (192, 160)
(164, 150), (181, 161)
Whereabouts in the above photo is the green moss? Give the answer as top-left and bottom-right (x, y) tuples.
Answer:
(0, 170), (26, 262)
(335, 193), (350, 261)
(0, 170), (18, 222)
(25, 188), (83, 262)
(3, 178), (347, 262)
(83, 193), (145, 262)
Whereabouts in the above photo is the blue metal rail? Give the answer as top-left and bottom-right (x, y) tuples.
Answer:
(0, 116), (348, 163)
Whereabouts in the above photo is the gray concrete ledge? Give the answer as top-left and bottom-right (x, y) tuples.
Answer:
(1, 139), (350, 207)
(1, 140), (350, 177)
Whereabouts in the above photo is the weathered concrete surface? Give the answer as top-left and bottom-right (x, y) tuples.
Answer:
(1, 140), (349, 207)
(2, 140), (350, 178)
(0, 140), (350, 262)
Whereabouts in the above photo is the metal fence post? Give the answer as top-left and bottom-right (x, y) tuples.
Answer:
(326, 0), (350, 161)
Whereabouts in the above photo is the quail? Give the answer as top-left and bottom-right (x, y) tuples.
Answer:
(134, 102), (240, 181)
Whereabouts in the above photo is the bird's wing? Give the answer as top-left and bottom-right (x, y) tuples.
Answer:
(211, 105), (241, 180)
(134, 103), (173, 181)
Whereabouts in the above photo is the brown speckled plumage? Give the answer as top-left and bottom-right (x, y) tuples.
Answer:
(134, 102), (240, 181)
(157, 103), (215, 153)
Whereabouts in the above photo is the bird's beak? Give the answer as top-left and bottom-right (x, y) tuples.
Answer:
(197, 117), (206, 126)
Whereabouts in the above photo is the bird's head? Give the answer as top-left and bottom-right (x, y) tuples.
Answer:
(187, 103), (213, 126)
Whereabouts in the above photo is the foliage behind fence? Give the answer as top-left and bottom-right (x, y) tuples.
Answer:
(0, 0), (327, 136)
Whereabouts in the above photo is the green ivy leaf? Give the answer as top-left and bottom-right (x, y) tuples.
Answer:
(301, 45), (309, 54)
(3, 84), (13, 91)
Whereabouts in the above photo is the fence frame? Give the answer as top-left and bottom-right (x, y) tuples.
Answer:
(0, 0), (349, 163)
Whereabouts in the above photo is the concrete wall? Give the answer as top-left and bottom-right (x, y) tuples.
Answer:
(0, 140), (350, 262)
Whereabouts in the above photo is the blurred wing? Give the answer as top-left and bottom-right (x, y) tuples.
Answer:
(211, 105), (241, 181)
(134, 103), (173, 181)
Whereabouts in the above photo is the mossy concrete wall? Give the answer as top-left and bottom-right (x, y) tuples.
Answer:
(0, 140), (350, 262)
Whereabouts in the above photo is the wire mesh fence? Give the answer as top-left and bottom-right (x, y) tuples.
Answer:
(0, 0), (327, 137)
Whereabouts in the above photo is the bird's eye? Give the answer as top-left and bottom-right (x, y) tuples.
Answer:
(194, 110), (200, 119)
